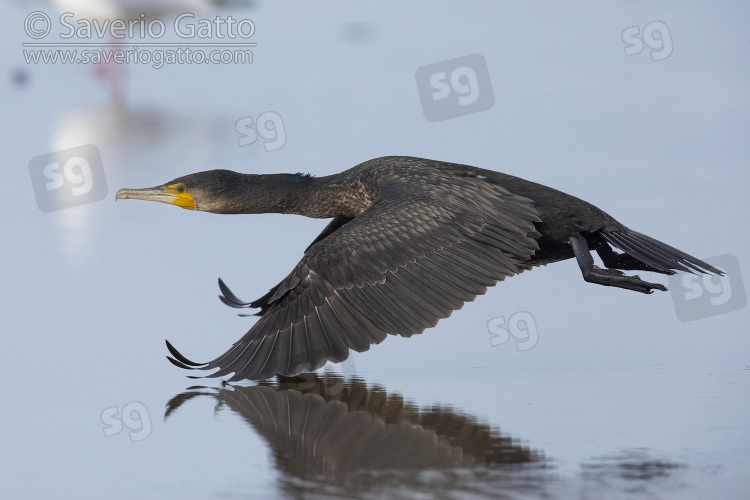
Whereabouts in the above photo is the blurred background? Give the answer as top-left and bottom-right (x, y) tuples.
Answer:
(2, 1), (748, 498)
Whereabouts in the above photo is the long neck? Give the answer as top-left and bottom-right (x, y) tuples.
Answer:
(215, 173), (377, 218)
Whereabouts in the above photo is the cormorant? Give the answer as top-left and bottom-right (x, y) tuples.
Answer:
(116, 156), (721, 381)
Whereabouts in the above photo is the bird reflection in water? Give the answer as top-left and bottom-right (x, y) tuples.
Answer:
(165, 374), (549, 498)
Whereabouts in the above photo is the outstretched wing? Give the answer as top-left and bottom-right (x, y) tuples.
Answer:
(167, 177), (541, 381)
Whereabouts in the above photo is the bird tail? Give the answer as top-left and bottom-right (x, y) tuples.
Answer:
(602, 228), (722, 275)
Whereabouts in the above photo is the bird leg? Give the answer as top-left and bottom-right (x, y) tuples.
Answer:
(595, 242), (674, 275)
(570, 233), (667, 294)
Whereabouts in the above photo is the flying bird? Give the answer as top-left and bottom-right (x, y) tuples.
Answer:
(116, 156), (721, 381)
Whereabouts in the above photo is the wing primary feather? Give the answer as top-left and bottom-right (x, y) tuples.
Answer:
(286, 322), (294, 375)
(304, 316), (312, 370)
(165, 340), (203, 367)
(314, 306), (337, 360)
(434, 246), (497, 286)
(420, 254), (487, 296)
(229, 335), (272, 381)
(341, 284), (412, 334)
(323, 295), (372, 350)
(404, 261), (471, 304)
(218, 278), (252, 307)
(209, 336), (267, 379)
(329, 292), (387, 346)
(375, 274), (438, 331)
(303, 314), (332, 372)
(251, 331), (282, 381)
(359, 281), (426, 333)
(166, 356), (195, 370)
(383, 269), (447, 321)
(399, 265), (464, 310)
(441, 243), (511, 278)
(288, 321), (311, 375)
(315, 304), (350, 360)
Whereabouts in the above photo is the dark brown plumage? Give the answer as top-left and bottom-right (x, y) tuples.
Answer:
(116, 156), (721, 381)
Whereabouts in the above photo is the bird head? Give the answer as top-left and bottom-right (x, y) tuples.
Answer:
(116, 169), (317, 214)
(115, 169), (257, 213)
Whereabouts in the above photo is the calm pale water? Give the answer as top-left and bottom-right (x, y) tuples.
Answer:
(2, 2), (748, 499)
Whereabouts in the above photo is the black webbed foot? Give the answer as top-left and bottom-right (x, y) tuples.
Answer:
(581, 265), (667, 294)
(570, 234), (667, 294)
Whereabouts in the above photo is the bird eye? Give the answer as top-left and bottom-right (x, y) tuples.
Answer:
(176, 184), (186, 193)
